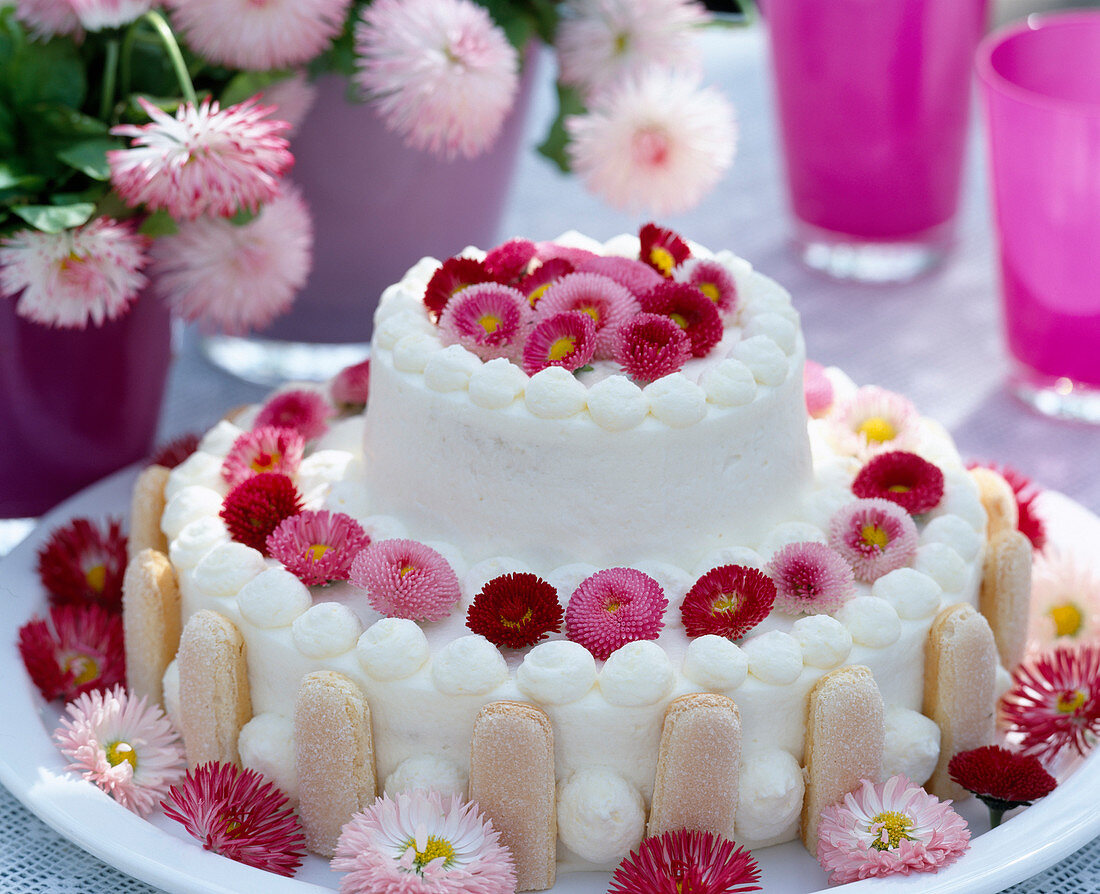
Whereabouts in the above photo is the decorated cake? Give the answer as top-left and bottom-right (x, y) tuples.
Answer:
(114, 225), (1038, 888)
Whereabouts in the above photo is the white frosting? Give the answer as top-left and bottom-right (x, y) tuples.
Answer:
(192, 542), (267, 598)
(238, 714), (298, 801)
(883, 705), (941, 786)
(384, 755), (468, 799)
(169, 516), (228, 571)
(701, 359), (757, 407)
(468, 358), (527, 409)
(525, 367), (588, 419)
(291, 603), (362, 658)
(745, 313), (798, 355)
(914, 543), (968, 593)
(736, 750), (805, 842)
(598, 641), (675, 706)
(681, 635), (749, 690)
(586, 376), (649, 431)
(161, 659), (181, 732)
(430, 636), (508, 696)
(791, 615), (852, 669)
(198, 420), (244, 457)
(644, 375), (707, 428)
(237, 568), (313, 628)
(516, 641), (597, 705)
(837, 596), (902, 648)
(557, 769), (645, 864)
(921, 514), (982, 562)
(356, 619), (429, 681)
(164, 452), (226, 500)
(162, 486), (224, 541)
(423, 344), (482, 392)
(743, 631), (803, 684)
(872, 568), (943, 620)
(392, 332), (440, 372)
(732, 335), (788, 386)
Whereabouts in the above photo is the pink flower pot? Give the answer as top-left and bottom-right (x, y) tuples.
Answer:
(0, 294), (173, 518)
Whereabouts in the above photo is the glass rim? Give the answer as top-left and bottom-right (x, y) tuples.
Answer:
(975, 10), (1100, 117)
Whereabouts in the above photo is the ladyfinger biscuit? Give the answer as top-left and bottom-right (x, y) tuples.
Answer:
(469, 701), (556, 892)
(923, 603), (997, 800)
(969, 466), (1020, 540)
(980, 529), (1032, 671)
(294, 671), (376, 857)
(128, 464), (170, 558)
(177, 609), (251, 768)
(121, 548), (181, 706)
(648, 693), (741, 840)
(801, 665), (884, 852)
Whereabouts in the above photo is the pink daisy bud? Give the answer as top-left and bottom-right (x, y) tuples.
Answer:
(853, 451), (945, 515)
(109, 97), (292, 222)
(221, 425), (305, 489)
(331, 358), (371, 413)
(640, 280), (723, 358)
(674, 257), (738, 318)
(640, 223), (691, 277)
(519, 258), (575, 309)
(522, 310), (597, 376)
(565, 567), (667, 660)
(483, 238), (538, 282)
(613, 312), (692, 385)
(766, 541), (856, 616)
(267, 510), (371, 586)
(254, 389), (334, 441)
(423, 256), (497, 320)
(680, 564), (775, 640)
(350, 539), (461, 622)
(534, 272), (639, 359)
(438, 282), (532, 362)
(803, 360), (835, 418)
(577, 254), (664, 296)
(829, 499), (919, 583)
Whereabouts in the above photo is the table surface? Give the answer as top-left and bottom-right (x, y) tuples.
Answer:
(3, 23), (1099, 894)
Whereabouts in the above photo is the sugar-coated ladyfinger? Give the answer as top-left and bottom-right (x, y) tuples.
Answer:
(970, 466), (1020, 541)
(121, 548), (180, 706)
(128, 464), (170, 558)
(980, 529), (1032, 671)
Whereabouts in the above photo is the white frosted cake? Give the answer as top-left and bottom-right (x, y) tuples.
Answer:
(136, 227), (1014, 884)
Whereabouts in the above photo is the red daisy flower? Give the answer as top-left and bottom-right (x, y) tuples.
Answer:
(948, 745), (1056, 827)
(1001, 643), (1100, 761)
(331, 358), (371, 413)
(639, 222), (691, 277)
(483, 237), (537, 282)
(519, 257), (574, 309)
(18, 604), (125, 702)
(967, 461), (1047, 552)
(162, 762), (306, 877)
(266, 510), (371, 586)
(613, 312), (692, 385)
(253, 389), (333, 442)
(423, 256), (497, 320)
(221, 426), (305, 489)
(674, 257), (738, 317)
(852, 451), (945, 515)
(609, 829), (761, 894)
(681, 564), (776, 640)
(220, 473), (303, 555)
(640, 281), (723, 358)
(37, 517), (127, 613)
(522, 310), (597, 376)
(565, 568), (667, 660)
(148, 432), (201, 469)
(466, 572), (564, 649)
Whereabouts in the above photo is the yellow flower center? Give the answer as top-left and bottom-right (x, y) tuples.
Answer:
(649, 246), (675, 276)
(614, 31), (630, 54)
(869, 810), (914, 850)
(580, 304), (601, 324)
(251, 449), (281, 473)
(477, 313), (501, 335)
(1049, 603), (1084, 638)
(887, 484), (911, 493)
(1057, 688), (1087, 714)
(500, 608), (533, 630)
(84, 563), (107, 593)
(407, 835), (456, 871)
(713, 592), (741, 613)
(669, 312), (688, 330)
(305, 543), (332, 562)
(699, 282), (720, 303)
(61, 650), (100, 686)
(106, 740), (137, 770)
(858, 416), (897, 443)
(528, 283), (552, 307)
(548, 335), (577, 362)
(860, 524), (890, 550)
(399, 564), (416, 579)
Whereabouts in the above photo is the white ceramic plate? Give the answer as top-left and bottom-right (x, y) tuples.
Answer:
(1, 467), (1098, 894)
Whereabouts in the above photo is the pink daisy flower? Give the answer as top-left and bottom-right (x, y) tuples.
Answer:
(640, 280), (723, 358)
(162, 762), (306, 877)
(829, 499), (919, 583)
(254, 389), (334, 441)
(680, 564), (775, 640)
(483, 238), (538, 283)
(519, 258), (575, 309)
(534, 242), (599, 268)
(522, 310), (597, 376)
(54, 685), (185, 816)
(149, 183), (313, 334)
(110, 96), (292, 221)
(639, 223), (691, 278)
(565, 567), (667, 660)
(556, 0), (709, 97)
(534, 272), (639, 358)
(853, 451), (945, 515)
(766, 541), (856, 616)
(333, 789), (516, 894)
(803, 359), (835, 418)
(1029, 550), (1100, 648)
(424, 256), (498, 320)
(14, 0), (82, 39)
(266, 510), (370, 586)
(1001, 643), (1100, 761)
(613, 311), (692, 384)
(674, 257), (738, 318)
(165, 0), (352, 70)
(829, 386), (921, 459)
(331, 358), (371, 413)
(609, 829), (761, 894)
(438, 282), (532, 361)
(70, 0), (152, 31)
(37, 517), (127, 613)
(221, 425), (305, 489)
(567, 69), (736, 217)
(817, 774), (970, 885)
(17, 604), (125, 703)
(355, 0), (520, 159)
(576, 254), (664, 295)
(0, 218), (148, 329)
(350, 539), (461, 622)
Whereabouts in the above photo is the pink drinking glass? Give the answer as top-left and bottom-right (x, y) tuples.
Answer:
(977, 12), (1100, 423)
(763, 0), (989, 282)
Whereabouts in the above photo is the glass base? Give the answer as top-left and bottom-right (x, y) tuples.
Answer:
(793, 221), (952, 284)
(1010, 364), (1100, 424)
(201, 335), (369, 387)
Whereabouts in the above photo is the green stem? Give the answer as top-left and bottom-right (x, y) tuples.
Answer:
(119, 22), (137, 100)
(99, 38), (120, 121)
(142, 9), (197, 106)
(989, 808), (1005, 829)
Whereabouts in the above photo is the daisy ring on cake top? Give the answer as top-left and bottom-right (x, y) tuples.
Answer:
(816, 774), (969, 885)
(331, 358), (371, 414)
(53, 685), (185, 816)
(518, 257), (575, 309)
(613, 312), (692, 385)
(483, 238), (538, 283)
(333, 789), (516, 894)
(466, 572), (564, 649)
(673, 256), (739, 318)
(438, 282), (532, 361)
(522, 310), (598, 376)
(828, 386), (921, 459)
(266, 510), (371, 586)
(577, 253), (664, 296)
(852, 450), (945, 515)
(680, 564), (775, 640)
(1028, 549), (1100, 648)
(766, 541), (856, 616)
(533, 272), (639, 359)
(36, 517), (127, 613)
(350, 539), (462, 622)
(565, 567), (667, 660)
(109, 97), (292, 221)
(609, 829), (762, 894)
(640, 280), (723, 358)
(254, 388), (334, 441)
(221, 425), (305, 489)
(220, 473), (303, 555)
(17, 604), (125, 702)
(829, 498), (919, 583)
(639, 223), (691, 278)
(423, 256), (498, 320)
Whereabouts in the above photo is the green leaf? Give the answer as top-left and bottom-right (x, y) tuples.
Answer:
(12, 202), (96, 232)
(9, 38), (85, 110)
(477, 0), (535, 49)
(138, 208), (179, 237)
(57, 138), (120, 181)
(34, 105), (110, 137)
(220, 70), (293, 109)
(536, 82), (585, 174)
(229, 206), (258, 227)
